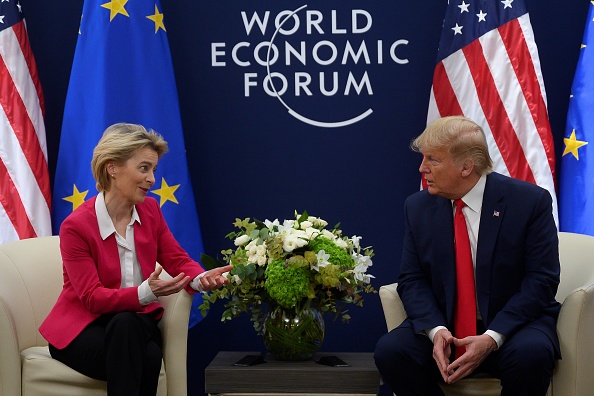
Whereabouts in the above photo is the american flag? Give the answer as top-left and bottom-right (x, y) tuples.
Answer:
(0, 0), (52, 243)
(427, 0), (558, 224)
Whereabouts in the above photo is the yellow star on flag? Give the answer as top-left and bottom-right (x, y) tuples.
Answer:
(101, 0), (129, 22)
(147, 5), (166, 33)
(563, 129), (588, 160)
(151, 177), (180, 207)
(63, 184), (89, 211)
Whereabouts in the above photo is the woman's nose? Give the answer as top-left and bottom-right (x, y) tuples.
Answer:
(147, 171), (155, 185)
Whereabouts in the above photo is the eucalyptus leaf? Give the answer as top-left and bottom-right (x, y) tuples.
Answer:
(249, 229), (260, 240)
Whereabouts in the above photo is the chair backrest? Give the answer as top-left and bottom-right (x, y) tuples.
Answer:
(0, 236), (63, 351)
(557, 232), (594, 303)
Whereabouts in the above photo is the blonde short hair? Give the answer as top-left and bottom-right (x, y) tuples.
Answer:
(411, 116), (493, 175)
(91, 123), (168, 192)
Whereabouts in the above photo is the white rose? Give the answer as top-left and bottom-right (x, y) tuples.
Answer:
(321, 230), (335, 240)
(283, 235), (308, 252)
(234, 234), (250, 246)
(300, 220), (313, 230)
(334, 238), (348, 249)
(292, 229), (308, 240)
(305, 227), (321, 240)
(310, 216), (328, 228)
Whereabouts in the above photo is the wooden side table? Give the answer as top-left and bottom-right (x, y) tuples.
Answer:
(205, 351), (380, 395)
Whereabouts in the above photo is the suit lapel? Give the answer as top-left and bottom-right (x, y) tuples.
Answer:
(476, 173), (505, 322)
(432, 197), (457, 324)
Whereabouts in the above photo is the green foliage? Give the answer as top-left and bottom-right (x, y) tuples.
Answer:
(265, 259), (310, 308)
(199, 211), (376, 333)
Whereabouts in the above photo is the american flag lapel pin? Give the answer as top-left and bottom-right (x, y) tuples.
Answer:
(493, 210), (500, 217)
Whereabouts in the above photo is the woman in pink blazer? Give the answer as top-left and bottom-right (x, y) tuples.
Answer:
(40, 123), (231, 395)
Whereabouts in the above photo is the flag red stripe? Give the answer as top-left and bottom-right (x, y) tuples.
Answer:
(12, 21), (45, 118)
(432, 62), (464, 116)
(0, 158), (37, 239)
(498, 19), (556, 179)
(462, 40), (536, 184)
(0, 55), (52, 208)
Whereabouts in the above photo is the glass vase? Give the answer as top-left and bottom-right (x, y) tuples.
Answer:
(262, 304), (325, 361)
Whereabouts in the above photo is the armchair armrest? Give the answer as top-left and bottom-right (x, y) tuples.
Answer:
(157, 269), (194, 396)
(0, 299), (22, 395)
(552, 282), (594, 395)
(379, 283), (407, 332)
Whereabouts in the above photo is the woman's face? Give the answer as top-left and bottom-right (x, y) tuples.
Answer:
(109, 147), (158, 205)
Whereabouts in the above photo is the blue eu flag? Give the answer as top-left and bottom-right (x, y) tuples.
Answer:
(52, 0), (207, 327)
(560, 3), (594, 236)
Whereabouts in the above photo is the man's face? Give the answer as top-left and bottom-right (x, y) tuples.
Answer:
(419, 146), (465, 200)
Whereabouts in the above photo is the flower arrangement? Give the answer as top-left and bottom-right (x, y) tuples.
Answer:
(200, 210), (376, 333)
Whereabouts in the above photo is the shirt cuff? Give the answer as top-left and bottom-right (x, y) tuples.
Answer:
(190, 272), (207, 293)
(484, 329), (505, 349)
(425, 326), (504, 349)
(425, 326), (448, 342)
(138, 280), (158, 305)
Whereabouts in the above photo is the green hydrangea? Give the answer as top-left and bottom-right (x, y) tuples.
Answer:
(199, 211), (376, 333)
(309, 237), (355, 268)
(265, 259), (310, 309)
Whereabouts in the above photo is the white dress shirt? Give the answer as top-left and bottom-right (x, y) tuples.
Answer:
(426, 174), (505, 349)
(95, 192), (205, 306)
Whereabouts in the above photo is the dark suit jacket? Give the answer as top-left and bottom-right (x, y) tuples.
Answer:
(397, 172), (561, 356)
(40, 196), (204, 349)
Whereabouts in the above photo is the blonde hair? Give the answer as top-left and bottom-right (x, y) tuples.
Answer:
(411, 116), (493, 175)
(91, 123), (168, 192)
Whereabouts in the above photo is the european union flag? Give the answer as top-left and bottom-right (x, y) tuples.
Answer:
(560, 3), (594, 236)
(52, 0), (207, 327)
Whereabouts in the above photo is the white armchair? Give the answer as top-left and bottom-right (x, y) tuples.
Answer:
(0, 235), (194, 396)
(378, 231), (594, 396)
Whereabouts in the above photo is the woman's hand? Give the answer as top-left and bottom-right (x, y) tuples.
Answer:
(148, 265), (191, 297)
(198, 264), (233, 292)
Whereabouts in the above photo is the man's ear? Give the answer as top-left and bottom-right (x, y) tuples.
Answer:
(461, 159), (475, 177)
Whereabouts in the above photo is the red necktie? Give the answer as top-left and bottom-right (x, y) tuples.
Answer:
(454, 199), (476, 359)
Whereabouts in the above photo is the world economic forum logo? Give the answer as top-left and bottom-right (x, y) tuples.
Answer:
(211, 4), (410, 128)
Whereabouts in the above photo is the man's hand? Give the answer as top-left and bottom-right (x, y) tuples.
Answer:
(446, 334), (497, 384)
(432, 328), (454, 382)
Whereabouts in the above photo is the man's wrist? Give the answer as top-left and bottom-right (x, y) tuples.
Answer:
(425, 325), (448, 342)
(484, 329), (505, 350)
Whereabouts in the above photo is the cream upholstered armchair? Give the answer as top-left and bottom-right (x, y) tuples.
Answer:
(0, 235), (193, 396)
(378, 231), (594, 396)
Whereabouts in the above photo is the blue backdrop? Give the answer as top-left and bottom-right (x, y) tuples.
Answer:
(22, 1), (589, 395)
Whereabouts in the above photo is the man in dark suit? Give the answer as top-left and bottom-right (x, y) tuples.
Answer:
(374, 116), (560, 396)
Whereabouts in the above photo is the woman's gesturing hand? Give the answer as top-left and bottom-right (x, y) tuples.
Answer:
(198, 264), (233, 292)
(148, 265), (191, 297)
